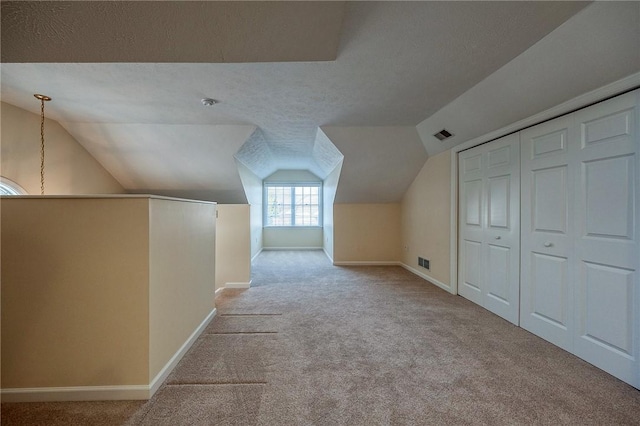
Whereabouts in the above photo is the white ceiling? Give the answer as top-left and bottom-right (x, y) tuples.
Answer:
(3, 1), (629, 204)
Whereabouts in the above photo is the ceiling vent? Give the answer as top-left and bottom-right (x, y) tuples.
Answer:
(433, 129), (453, 141)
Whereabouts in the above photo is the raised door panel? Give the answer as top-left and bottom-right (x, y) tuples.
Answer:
(580, 262), (634, 356)
(460, 239), (483, 304)
(463, 153), (482, 175)
(532, 166), (568, 235)
(584, 156), (634, 241)
(528, 252), (570, 346)
(488, 176), (509, 229)
(464, 179), (483, 228)
(486, 244), (511, 305)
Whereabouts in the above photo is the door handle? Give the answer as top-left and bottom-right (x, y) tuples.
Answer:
(544, 242), (553, 247)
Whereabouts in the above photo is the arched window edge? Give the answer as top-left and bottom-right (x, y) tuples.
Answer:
(0, 176), (28, 195)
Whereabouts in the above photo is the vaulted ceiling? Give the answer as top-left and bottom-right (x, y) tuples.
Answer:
(2, 1), (638, 203)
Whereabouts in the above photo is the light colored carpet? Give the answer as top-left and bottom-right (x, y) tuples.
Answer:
(3, 250), (640, 425)
(204, 315), (280, 334)
(130, 385), (264, 426)
(0, 401), (144, 426)
(165, 334), (276, 385)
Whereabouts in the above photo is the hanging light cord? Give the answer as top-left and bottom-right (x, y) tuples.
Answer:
(34, 94), (51, 195)
(39, 98), (45, 195)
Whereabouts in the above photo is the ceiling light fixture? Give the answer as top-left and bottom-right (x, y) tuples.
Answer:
(201, 98), (218, 106)
(34, 94), (52, 195)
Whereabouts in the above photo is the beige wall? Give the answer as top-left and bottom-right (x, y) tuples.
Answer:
(400, 150), (451, 286)
(333, 203), (401, 263)
(215, 204), (251, 290)
(0, 102), (123, 195)
(1, 196), (217, 395)
(263, 227), (323, 249)
(149, 198), (217, 380)
(1, 198), (149, 387)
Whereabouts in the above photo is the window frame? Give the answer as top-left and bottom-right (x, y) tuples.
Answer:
(263, 182), (323, 228)
(0, 177), (28, 195)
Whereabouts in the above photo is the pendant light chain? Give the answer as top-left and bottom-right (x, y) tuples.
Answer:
(40, 98), (46, 195)
(34, 94), (51, 195)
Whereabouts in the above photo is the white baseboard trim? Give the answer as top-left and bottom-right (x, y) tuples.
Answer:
(0, 385), (151, 403)
(225, 281), (251, 289)
(400, 263), (453, 294)
(323, 248), (334, 264)
(251, 248), (263, 263)
(333, 260), (401, 266)
(148, 307), (217, 397)
(1, 308), (217, 403)
(262, 247), (323, 251)
(215, 287), (224, 296)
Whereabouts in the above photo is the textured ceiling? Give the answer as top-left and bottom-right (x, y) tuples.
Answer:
(0, 1), (596, 203)
(1, 1), (345, 63)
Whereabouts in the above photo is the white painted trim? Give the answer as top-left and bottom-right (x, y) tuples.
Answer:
(448, 72), (640, 298)
(453, 72), (640, 154)
(251, 248), (263, 263)
(333, 261), (401, 266)
(1, 308), (217, 402)
(215, 287), (225, 296)
(262, 247), (323, 251)
(0, 177), (28, 195)
(148, 308), (217, 397)
(1, 194), (217, 205)
(450, 147), (459, 296)
(225, 281), (251, 289)
(401, 263), (451, 293)
(323, 248), (334, 263)
(0, 385), (150, 403)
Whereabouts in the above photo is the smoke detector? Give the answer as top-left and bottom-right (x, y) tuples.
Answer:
(201, 98), (218, 106)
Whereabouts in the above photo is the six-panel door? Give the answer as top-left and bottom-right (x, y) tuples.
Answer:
(458, 133), (520, 325)
(518, 91), (638, 387)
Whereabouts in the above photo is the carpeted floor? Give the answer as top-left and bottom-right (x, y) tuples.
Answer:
(3, 250), (640, 425)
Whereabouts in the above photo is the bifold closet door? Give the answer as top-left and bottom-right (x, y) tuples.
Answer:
(521, 91), (639, 388)
(520, 115), (575, 351)
(572, 92), (639, 388)
(458, 133), (520, 325)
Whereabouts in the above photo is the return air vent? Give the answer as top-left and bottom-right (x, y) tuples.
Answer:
(433, 129), (453, 141)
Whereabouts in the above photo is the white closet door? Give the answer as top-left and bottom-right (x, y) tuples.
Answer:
(520, 115), (576, 351)
(572, 92), (639, 387)
(459, 133), (520, 324)
(459, 145), (485, 307)
(521, 90), (639, 388)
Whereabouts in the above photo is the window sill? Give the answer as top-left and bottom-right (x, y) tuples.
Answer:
(263, 226), (323, 229)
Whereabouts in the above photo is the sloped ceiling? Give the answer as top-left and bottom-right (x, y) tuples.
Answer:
(62, 122), (256, 203)
(417, 1), (640, 157)
(322, 126), (427, 203)
(0, 1), (606, 203)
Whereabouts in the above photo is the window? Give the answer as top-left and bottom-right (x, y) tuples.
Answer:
(0, 177), (27, 195)
(265, 183), (321, 227)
